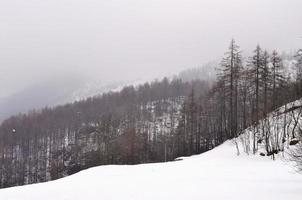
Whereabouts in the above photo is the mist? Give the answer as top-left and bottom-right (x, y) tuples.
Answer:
(1, 0), (302, 193)
(0, 0), (301, 97)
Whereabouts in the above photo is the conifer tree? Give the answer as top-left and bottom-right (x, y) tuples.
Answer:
(295, 49), (302, 97)
(271, 50), (285, 109)
(218, 39), (242, 138)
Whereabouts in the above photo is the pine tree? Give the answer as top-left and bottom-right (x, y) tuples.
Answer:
(187, 88), (197, 154)
(295, 49), (302, 97)
(261, 50), (271, 116)
(271, 50), (285, 109)
(249, 45), (263, 124)
(217, 39), (242, 138)
(248, 45), (265, 154)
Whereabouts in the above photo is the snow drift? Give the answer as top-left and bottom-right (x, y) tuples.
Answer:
(0, 140), (301, 200)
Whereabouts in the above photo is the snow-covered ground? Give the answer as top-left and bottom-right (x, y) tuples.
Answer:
(0, 140), (301, 200)
(236, 99), (302, 157)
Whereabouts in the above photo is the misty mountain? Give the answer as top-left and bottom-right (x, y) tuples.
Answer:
(0, 77), (125, 122)
(176, 61), (218, 83)
(0, 77), (79, 121)
(0, 63), (216, 123)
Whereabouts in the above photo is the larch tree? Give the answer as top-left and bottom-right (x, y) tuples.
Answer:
(295, 49), (302, 97)
(271, 50), (285, 109)
(249, 45), (264, 154)
(218, 39), (242, 139)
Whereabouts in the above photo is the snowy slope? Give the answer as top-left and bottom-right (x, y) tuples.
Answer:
(0, 140), (301, 200)
(236, 99), (302, 156)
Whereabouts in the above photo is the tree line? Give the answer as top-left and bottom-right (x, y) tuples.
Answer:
(0, 78), (210, 188)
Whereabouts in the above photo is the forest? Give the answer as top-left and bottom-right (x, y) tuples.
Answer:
(0, 40), (301, 188)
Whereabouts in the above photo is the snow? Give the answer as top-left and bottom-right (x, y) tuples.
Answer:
(0, 141), (301, 200)
(235, 99), (302, 157)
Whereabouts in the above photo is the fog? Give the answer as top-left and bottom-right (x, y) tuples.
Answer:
(0, 0), (301, 98)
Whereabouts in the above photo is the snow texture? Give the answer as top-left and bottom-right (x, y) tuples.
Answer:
(236, 99), (302, 156)
(0, 140), (301, 200)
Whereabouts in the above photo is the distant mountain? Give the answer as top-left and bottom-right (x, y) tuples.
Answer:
(68, 79), (149, 102)
(0, 54), (295, 123)
(176, 61), (218, 83)
(0, 77), (126, 122)
(0, 63), (216, 123)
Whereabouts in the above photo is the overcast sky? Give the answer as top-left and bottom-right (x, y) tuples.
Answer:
(0, 0), (301, 97)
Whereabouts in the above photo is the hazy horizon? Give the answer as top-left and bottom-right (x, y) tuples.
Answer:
(1, 0), (302, 97)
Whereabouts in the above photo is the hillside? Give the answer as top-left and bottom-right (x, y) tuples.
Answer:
(235, 98), (302, 158)
(0, 78), (211, 188)
(0, 40), (301, 190)
(0, 140), (301, 200)
(2, 97), (302, 199)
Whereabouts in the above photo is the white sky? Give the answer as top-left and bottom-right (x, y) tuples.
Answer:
(0, 0), (301, 97)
